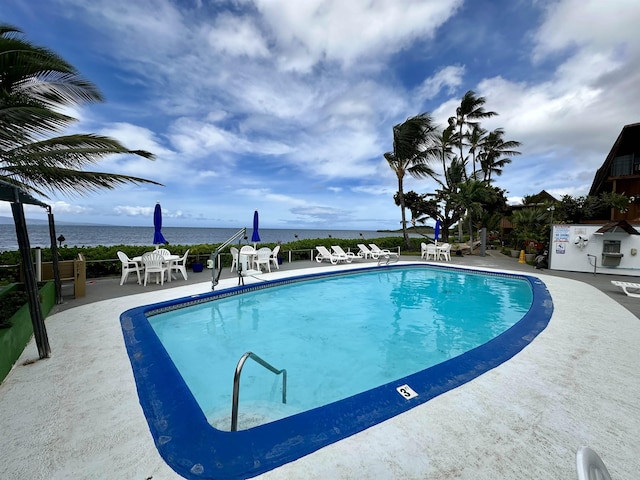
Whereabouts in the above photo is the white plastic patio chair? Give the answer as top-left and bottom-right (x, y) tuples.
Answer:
(576, 446), (612, 480)
(269, 245), (281, 270)
(155, 247), (171, 257)
(171, 249), (189, 281)
(229, 246), (239, 272)
(239, 245), (258, 272)
(420, 242), (428, 259)
(438, 243), (451, 261)
(255, 247), (272, 273)
(142, 252), (169, 286)
(117, 251), (143, 285)
(331, 245), (355, 263)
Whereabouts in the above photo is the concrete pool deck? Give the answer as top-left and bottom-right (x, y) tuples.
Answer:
(1, 253), (639, 479)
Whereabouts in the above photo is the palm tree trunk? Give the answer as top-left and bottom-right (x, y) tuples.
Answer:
(397, 177), (410, 250)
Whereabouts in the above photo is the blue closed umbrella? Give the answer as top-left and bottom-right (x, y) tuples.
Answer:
(434, 220), (441, 245)
(153, 202), (167, 246)
(251, 210), (260, 248)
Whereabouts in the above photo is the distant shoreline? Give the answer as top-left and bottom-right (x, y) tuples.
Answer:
(377, 227), (433, 234)
(0, 216), (420, 231)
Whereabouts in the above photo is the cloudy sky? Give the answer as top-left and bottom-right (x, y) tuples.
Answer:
(3, 0), (639, 230)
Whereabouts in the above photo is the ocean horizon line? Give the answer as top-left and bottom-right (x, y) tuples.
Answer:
(0, 224), (427, 252)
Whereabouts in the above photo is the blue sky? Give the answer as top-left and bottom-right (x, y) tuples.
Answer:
(3, 0), (639, 230)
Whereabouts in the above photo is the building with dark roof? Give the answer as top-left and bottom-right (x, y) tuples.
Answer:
(589, 122), (640, 223)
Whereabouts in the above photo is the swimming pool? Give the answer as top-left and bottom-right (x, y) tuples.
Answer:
(120, 264), (553, 480)
(149, 267), (533, 431)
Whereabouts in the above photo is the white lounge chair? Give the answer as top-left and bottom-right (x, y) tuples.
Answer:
(171, 249), (189, 281)
(369, 243), (399, 259)
(331, 245), (356, 263)
(611, 280), (640, 298)
(315, 246), (340, 264)
(142, 252), (169, 286)
(357, 243), (374, 259)
(576, 446), (612, 480)
(117, 251), (143, 285)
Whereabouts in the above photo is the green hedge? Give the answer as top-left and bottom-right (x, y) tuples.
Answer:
(0, 236), (425, 281)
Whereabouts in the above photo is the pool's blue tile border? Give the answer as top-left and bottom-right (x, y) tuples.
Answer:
(120, 264), (553, 480)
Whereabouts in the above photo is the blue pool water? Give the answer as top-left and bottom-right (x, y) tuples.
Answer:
(149, 267), (533, 430)
(120, 264), (553, 480)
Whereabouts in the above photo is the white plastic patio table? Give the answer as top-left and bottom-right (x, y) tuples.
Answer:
(132, 253), (180, 282)
(239, 250), (258, 272)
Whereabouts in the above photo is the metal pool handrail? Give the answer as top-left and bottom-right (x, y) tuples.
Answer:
(377, 253), (399, 266)
(231, 351), (287, 431)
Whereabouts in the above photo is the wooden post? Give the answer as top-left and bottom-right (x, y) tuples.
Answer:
(74, 254), (86, 298)
(11, 201), (50, 359)
(47, 209), (63, 304)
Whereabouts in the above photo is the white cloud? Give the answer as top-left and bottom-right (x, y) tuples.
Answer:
(416, 65), (465, 101)
(253, 0), (463, 70)
(50, 201), (92, 215)
(533, 0), (640, 60)
(207, 14), (270, 58)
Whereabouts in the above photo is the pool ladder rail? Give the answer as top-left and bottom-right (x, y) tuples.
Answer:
(377, 252), (399, 266)
(231, 351), (287, 431)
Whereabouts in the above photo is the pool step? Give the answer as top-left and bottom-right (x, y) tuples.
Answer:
(207, 401), (299, 431)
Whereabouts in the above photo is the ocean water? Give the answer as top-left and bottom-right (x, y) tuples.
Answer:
(0, 224), (410, 252)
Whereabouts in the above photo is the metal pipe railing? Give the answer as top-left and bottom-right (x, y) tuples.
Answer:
(211, 227), (247, 290)
(231, 351), (287, 431)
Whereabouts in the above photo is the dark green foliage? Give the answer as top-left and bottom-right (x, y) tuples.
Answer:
(0, 237), (416, 281)
(556, 193), (630, 224)
(0, 290), (28, 327)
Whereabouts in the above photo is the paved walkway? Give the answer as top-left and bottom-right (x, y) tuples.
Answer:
(52, 250), (640, 318)
(1, 252), (639, 479)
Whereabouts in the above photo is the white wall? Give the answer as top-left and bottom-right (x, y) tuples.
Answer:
(549, 224), (640, 276)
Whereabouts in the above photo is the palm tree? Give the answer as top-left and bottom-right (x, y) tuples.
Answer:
(434, 124), (459, 189)
(448, 90), (497, 179)
(467, 124), (487, 179)
(0, 24), (159, 197)
(384, 113), (439, 248)
(453, 179), (496, 244)
(480, 128), (521, 183)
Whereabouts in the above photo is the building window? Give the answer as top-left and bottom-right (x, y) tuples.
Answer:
(611, 154), (634, 176)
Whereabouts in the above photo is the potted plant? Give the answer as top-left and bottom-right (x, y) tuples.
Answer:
(524, 241), (538, 263)
(510, 206), (550, 261)
(276, 241), (283, 265)
(192, 252), (204, 272)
